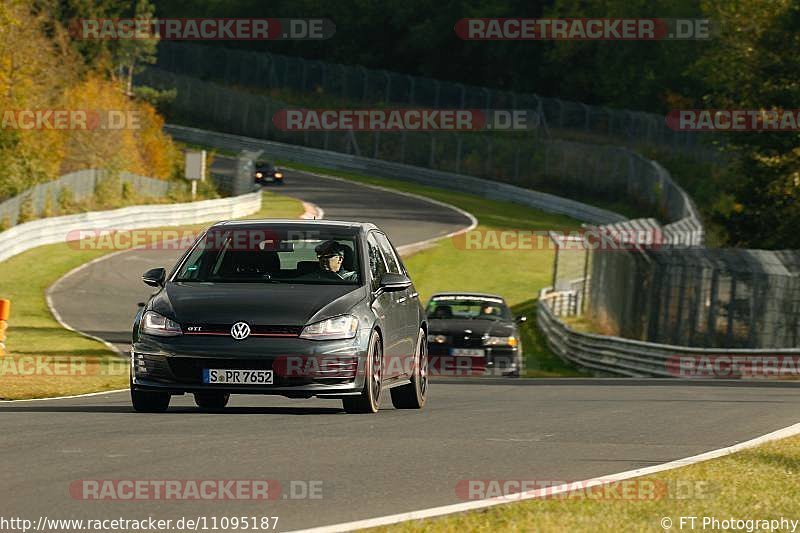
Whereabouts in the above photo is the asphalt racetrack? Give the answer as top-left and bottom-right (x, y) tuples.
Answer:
(5, 166), (799, 531)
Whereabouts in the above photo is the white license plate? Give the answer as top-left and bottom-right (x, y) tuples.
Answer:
(203, 369), (273, 385)
(450, 348), (485, 357)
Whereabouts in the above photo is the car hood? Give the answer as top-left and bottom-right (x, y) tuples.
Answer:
(428, 318), (516, 337)
(150, 282), (367, 326)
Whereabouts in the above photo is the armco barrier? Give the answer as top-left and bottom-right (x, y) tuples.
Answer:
(165, 125), (627, 226)
(538, 289), (800, 377)
(0, 192), (261, 264)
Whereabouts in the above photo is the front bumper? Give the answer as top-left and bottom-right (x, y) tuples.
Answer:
(428, 344), (520, 377)
(132, 333), (369, 398)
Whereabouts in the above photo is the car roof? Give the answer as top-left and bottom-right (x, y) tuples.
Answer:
(210, 219), (380, 233)
(429, 292), (508, 303)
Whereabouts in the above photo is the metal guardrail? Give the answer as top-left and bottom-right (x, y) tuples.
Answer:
(0, 192), (261, 264)
(166, 124), (627, 226)
(0, 169), (175, 228)
(538, 289), (800, 378)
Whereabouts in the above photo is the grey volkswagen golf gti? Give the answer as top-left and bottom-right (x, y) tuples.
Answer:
(131, 220), (428, 414)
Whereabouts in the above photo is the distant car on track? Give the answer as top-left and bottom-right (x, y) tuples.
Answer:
(253, 160), (284, 185)
(131, 220), (428, 414)
(426, 293), (525, 377)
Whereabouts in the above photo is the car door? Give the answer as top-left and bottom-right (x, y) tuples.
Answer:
(374, 231), (417, 377)
(367, 232), (401, 379)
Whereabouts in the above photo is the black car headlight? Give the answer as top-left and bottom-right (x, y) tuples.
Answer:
(141, 311), (182, 337)
(483, 335), (518, 347)
(427, 334), (447, 344)
(255, 172), (263, 178)
(300, 315), (359, 340)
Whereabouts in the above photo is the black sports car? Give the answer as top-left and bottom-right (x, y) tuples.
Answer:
(253, 160), (284, 184)
(131, 220), (428, 414)
(425, 293), (525, 377)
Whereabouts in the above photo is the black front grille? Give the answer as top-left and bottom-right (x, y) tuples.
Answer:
(182, 324), (303, 337)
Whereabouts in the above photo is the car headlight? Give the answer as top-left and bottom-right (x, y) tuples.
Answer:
(300, 315), (359, 340)
(255, 172), (263, 178)
(274, 172), (283, 178)
(427, 334), (447, 343)
(141, 311), (182, 336)
(483, 335), (517, 347)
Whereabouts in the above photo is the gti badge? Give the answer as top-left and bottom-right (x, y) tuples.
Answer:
(231, 322), (251, 340)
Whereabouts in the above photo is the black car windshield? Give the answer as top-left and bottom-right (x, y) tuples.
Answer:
(173, 228), (361, 285)
(426, 296), (511, 320)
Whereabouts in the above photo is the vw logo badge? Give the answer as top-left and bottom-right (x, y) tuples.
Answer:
(231, 321), (251, 340)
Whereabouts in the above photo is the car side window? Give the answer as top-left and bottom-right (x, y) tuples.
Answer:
(375, 233), (402, 274)
(367, 233), (388, 290)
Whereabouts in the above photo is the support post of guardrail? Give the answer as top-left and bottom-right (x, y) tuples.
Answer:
(0, 299), (9, 356)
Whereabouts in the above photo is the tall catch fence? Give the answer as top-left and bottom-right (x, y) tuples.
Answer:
(140, 67), (700, 234)
(588, 247), (800, 349)
(154, 41), (717, 160)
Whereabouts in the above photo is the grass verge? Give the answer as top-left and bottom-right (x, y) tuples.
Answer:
(366, 432), (800, 532)
(0, 191), (305, 400)
(280, 162), (589, 377)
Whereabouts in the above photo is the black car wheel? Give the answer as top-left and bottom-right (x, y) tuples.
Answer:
(390, 328), (428, 409)
(342, 330), (382, 414)
(194, 392), (230, 410)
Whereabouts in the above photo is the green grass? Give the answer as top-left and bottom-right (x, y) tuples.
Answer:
(0, 191), (305, 400)
(280, 162), (589, 377)
(367, 433), (800, 533)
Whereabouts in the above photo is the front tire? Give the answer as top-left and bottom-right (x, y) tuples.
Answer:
(390, 328), (428, 409)
(342, 330), (383, 414)
(194, 392), (230, 410)
(131, 387), (170, 413)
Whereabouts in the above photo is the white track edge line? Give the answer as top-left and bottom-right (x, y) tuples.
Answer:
(288, 422), (800, 533)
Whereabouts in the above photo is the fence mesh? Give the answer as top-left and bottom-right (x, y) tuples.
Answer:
(140, 67), (699, 231)
(154, 41), (718, 160)
(0, 170), (174, 227)
(589, 247), (800, 349)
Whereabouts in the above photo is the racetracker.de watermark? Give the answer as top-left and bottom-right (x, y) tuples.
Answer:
(666, 355), (800, 378)
(456, 478), (715, 501)
(64, 229), (322, 252)
(270, 355), (499, 378)
(70, 18), (335, 40)
(666, 109), (800, 131)
(1, 110), (140, 130)
(272, 109), (541, 131)
(451, 228), (665, 252)
(69, 479), (324, 501)
(454, 18), (711, 40)
(0, 356), (127, 377)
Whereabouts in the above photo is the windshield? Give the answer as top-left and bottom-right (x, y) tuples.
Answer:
(173, 228), (361, 285)
(426, 297), (511, 320)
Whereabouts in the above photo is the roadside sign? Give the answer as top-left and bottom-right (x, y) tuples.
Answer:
(185, 150), (206, 181)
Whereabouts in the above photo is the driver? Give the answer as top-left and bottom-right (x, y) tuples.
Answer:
(313, 240), (358, 281)
(481, 305), (500, 317)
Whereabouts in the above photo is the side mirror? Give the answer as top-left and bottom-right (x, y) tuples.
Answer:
(515, 315), (528, 324)
(378, 272), (412, 293)
(142, 267), (166, 287)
